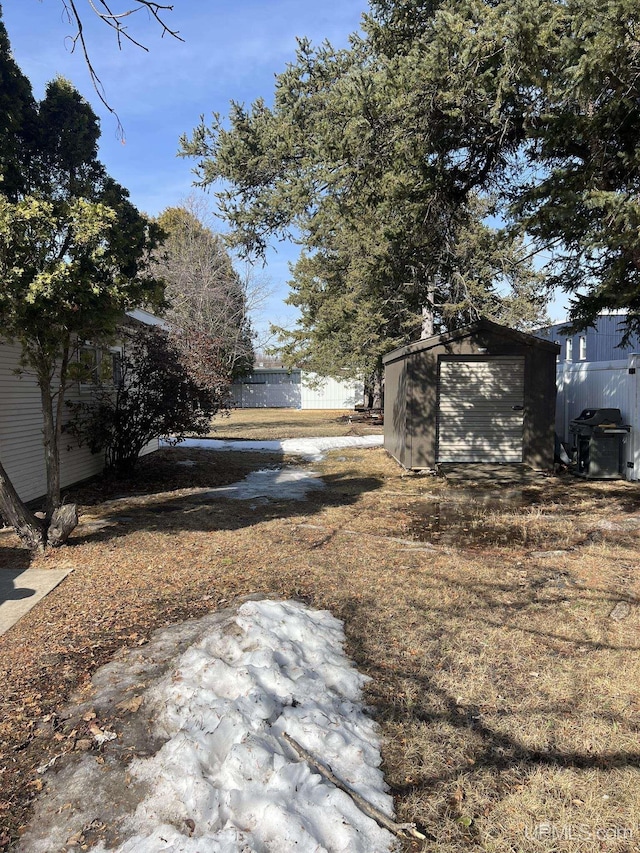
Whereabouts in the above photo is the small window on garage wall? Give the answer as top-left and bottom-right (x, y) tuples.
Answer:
(566, 338), (573, 361)
(579, 335), (587, 360)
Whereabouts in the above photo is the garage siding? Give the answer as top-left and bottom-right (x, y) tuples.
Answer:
(437, 357), (525, 463)
(231, 370), (362, 409)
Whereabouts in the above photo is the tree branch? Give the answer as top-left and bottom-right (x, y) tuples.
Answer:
(58, 0), (183, 138)
(280, 732), (427, 843)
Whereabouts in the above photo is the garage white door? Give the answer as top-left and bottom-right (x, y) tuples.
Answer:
(437, 357), (525, 463)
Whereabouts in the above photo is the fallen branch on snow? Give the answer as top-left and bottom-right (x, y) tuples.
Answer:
(281, 731), (426, 843)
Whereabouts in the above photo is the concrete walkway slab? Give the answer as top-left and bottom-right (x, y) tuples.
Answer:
(0, 568), (73, 636)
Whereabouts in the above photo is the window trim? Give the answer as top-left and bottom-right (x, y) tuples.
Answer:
(579, 335), (587, 361)
(566, 338), (573, 362)
(77, 343), (123, 390)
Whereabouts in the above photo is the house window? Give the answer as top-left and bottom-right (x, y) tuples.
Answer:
(78, 345), (99, 385)
(566, 338), (573, 361)
(99, 349), (123, 387)
(77, 345), (123, 388)
(554, 340), (561, 362)
(579, 335), (587, 361)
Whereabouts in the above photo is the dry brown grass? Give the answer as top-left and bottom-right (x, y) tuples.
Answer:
(1, 414), (639, 851)
(207, 407), (383, 439)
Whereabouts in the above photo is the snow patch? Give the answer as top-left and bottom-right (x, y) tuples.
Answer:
(162, 434), (384, 460)
(20, 600), (396, 853)
(205, 467), (325, 502)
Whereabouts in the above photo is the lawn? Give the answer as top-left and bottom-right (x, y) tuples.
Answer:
(0, 411), (639, 851)
(207, 407), (383, 440)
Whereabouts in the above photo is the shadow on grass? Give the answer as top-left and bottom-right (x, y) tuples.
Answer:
(67, 450), (383, 546)
(208, 412), (353, 437)
(63, 447), (284, 507)
(420, 566), (640, 651)
(333, 568), (640, 837)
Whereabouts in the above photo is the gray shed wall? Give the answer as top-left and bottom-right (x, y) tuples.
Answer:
(384, 323), (558, 470)
(383, 355), (409, 466)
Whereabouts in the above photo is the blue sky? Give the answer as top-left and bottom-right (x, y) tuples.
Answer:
(2, 0), (366, 342)
(3, 1), (568, 337)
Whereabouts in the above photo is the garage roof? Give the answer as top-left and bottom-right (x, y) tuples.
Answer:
(382, 318), (561, 366)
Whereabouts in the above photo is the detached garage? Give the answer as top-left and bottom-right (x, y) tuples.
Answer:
(230, 369), (362, 409)
(383, 319), (560, 470)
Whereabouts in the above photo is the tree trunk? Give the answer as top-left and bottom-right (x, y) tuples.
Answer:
(0, 457), (78, 551)
(421, 304), (434, 338)
(421, 281), (436, 339)
(364, 382), (374, 409)
(47, 504), (79, 547)
(37, 339), (70, 517)
(0, 456), (47, 552)
(39, 369), (61, 517)
(372, 364), (384, 410)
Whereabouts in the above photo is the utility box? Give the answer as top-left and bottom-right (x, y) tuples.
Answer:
(569, 408), (630, 479)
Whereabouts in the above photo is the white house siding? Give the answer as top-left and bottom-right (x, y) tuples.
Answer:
(138, 440), (158, 459)
(536, 314), (640, 363)
(0, 339), (158, 504)
(556, 359), (630, 441)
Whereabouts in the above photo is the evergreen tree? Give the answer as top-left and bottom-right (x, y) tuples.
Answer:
(181, 0), (550, 379)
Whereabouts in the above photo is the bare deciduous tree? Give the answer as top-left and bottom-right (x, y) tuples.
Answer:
(153, 198), (257, 388)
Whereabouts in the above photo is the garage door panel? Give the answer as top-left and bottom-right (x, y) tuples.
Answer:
(437, 357), (524, 463)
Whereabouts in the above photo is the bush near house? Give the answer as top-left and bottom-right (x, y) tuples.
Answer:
(66, 325), (226, 475)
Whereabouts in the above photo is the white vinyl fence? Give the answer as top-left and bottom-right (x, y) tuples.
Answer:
(556, 354), (640, 480)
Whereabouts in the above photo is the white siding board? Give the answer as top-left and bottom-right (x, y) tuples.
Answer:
(1, 338), (159, 503)
(556, 360), (629, 441)
(231, 369), (362, 409)
(139, 439), (160, 457)
(0, 340), (47, 502)
(555, 356), (639, 480)
(300, 373), (363, 409)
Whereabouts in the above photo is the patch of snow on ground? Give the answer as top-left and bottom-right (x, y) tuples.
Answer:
(205, 467), (325, 502)
(162, 434), (384, 460)
(20, 600), (396, 853)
